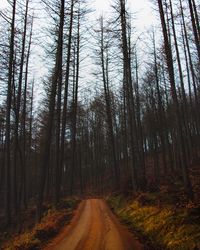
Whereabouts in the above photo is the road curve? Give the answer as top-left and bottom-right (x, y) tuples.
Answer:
(44, 199), (143, 250)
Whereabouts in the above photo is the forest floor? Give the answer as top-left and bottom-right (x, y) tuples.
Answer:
(1, 198), (80, 250)
(44, 198), (143, 250)
(1, 193), (200, 250)
(108, 194), (200, 250)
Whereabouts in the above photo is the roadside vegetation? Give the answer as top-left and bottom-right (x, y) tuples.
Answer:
(1, 198), (80, 250)
(108, 193), (200, 250)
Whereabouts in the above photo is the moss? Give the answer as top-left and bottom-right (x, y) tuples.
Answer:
(108, 195), (200, 250)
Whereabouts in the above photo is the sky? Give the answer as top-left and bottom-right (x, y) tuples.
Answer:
(0, 0), (157, 29)
(93, 0), (158, 31)
(91, 2), (157, 39)
(0, 0), (158, 103)
(0, 0), (8, 9)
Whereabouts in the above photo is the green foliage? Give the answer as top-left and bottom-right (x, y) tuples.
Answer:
(108, 195), (200, 250)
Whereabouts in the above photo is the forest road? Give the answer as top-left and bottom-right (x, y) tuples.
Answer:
(44, 199), (143, 250)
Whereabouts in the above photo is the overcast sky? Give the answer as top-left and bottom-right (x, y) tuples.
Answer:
(0, 0), (158, 102)
(0, 0), (157, 29)
(93, 0), (157, 30)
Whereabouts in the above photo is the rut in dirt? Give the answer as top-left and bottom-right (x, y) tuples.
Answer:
(45, 199), (144, 250)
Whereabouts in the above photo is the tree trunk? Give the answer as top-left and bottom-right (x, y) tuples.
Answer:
(157, 0), (193, 200)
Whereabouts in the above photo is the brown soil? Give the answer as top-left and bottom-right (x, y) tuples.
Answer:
(44, 199), (143, 250)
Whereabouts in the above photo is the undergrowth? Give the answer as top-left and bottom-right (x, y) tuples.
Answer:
(108, 194), (200, 250)
(2, 198), (80, 250)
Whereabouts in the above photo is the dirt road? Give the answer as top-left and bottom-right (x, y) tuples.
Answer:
(44, 199), (143, 250)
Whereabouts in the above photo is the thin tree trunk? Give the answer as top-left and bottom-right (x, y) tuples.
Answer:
(5, 0), (17, 226)
(70, 8), (80, 194)
(188, 0), (200, 61)
(99, 17), (119, 188)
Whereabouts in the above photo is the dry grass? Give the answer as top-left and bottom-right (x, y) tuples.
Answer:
(108, 195), (200, 250)
(2, 198), (80, 250)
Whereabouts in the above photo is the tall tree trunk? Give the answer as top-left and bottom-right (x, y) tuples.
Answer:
(37, 0), (65, 221)
(5, 0), (17, 226)
(134, 49), (146, 188)
(70, 7), (80, 194)
(157, 0), (193, 200)
(60, 0), (74, 197)
(169, 0), (192, 162)
(21, 13), (33, 210)
(119, 0), (138, 190)
(188, 0), (200, 61)
(54, 0), (65, 205)
(99, 17), (119, 189)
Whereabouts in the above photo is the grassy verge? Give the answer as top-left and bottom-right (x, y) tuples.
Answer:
(108, 195), (200, 250)
(2, 198), (80, 250)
